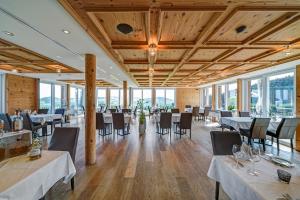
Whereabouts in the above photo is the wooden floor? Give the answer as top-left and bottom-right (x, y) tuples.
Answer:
(44, 116), (299, 200)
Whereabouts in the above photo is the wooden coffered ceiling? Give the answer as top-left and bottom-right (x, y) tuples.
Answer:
(59, 0), (300, 87)
(0, 39), (81, 73)
(60, 80), (115, 87)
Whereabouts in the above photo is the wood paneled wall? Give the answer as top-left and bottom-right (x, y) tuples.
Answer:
(5, 74), (38, 114)
(296, 65), (300, 151)
(176, 88), (200, 112)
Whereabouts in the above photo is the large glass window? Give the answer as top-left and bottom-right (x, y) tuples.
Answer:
(54, 85), (62, 109)
(39, 83), (52, 109)
(77, 88), (83, 112)
(227, 82), (237, 110)
(268, 72), (294, 116)
(250, 79), (263, 114)
(218, 85), (226, 110)
(133, 89), (142, 107)
(143, 89), (152, 108)
(97, 89), (106, 107)
(156, 89), (165, 108)
(110, 89), (120, 107)
(208, 87), (212, 106)
(165, 89), (175, 107)
(70, 87), (77, 113)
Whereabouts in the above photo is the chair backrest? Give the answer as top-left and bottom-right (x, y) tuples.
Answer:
(239, 111), (250, 117)
(122, 109), (131, 114)
(192, 107), (200, 116)
(185, 105), (191, 108)
(55, 108), (65, 115)
(104, 106), (108, 113)
(48, 127), (80, 162)
(160, 112), (172, 129)
(160, 109), (166, 113)
(109, 108), (117, 113)
(204, 106), (211, 116)
(112, 113), (125, 129)
(37, 109), (49, 114)
(0, 113), (12, 131)
(96, 112), (105, 130)
(21, 113), (33, 131)
(179, 113), (192, 129)
(250, 118), (270, 139)
(220, 111), (232, 117)
(171, 108), (179, 113)
(210, 131), (242, 155)
(277, 118), (299, 139)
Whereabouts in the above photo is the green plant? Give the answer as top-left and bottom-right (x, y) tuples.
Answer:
(137, 99), (146, 125)
(227, 105), (235, 111)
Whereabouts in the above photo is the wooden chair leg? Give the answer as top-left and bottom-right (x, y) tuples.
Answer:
(215, 181), (220, 200)
(71, 177), (74, 190)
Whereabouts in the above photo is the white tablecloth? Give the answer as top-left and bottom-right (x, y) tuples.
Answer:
(219, 117), (280, 131)
(207, 156), (300, 200)
(30, 114), (62, 123)
(0, 150), (76, 200)
(0, 130), (32, 148)
(103, 113), (131, 124)
(153, 113), (181, 123)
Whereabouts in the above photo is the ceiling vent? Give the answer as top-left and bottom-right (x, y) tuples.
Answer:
(117, 23), (133, 34)
(235, 25), (247, 34)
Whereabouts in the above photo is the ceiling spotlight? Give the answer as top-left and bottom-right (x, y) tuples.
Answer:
(116, 23), (133, 35)
(62, 29), (71, 34)
(148, 43), (157, 57)
(2, 31), (14, 36)
(284, 45), (292, 56)
(11, 69), (18, 73)
(56, 68), (62, 73)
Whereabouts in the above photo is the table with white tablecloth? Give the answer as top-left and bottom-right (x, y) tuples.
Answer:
(207, 155), (300, 200)
(103, 113), (132, 124)
(153, 113), (181, 123)
(0, 150), (76, 200)
(11, 114), (63, 124)
(219, 117), (280, 131)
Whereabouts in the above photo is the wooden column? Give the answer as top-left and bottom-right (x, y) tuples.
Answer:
(237, 79), (243, 112)
(211, 85), (216, 110)
(85, 54), (96, 165)
(296, 65), (300, 151)
(123, 81), (128, 108)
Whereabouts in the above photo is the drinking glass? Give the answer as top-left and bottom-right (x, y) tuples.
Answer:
(248, 147), (261, 176)
(232, 144), (241, 168)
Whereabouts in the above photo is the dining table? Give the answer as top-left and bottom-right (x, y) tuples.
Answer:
(0, 150), (76, 200)
(103, 113), (132, 124)
(207, 155), (300, 200)
(11, 114), (63, 124)
(219, 117), (281, 131)
(153, 113), (181, 123)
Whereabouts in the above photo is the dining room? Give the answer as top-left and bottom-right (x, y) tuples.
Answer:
(1, 0), (300, 200)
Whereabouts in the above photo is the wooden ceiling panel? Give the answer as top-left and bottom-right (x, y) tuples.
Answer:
(206, 63), (232, 70)
(257, 48), (300, 61)
(189, 48), (232, 61)
(118, 49), (147, 60)
(180, 64), (204, 70)
(159, 11), (215, 43)
(231, 63), (262, 71)
(93, 12), (147, 42)
(153, 64), (176, 70)
(127, 64), (149, 70)
(157, 49), (187, 60)
(60, 80), (115, 87)
(222, 48), (272, 61)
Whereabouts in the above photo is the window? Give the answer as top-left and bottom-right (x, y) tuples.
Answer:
(165, 89), (175, 107)
(77, 88), (83, 112)
(39, 83), (52, 109)
(201, 87), (212, 107)
(0, 74), (4, 113)
(217, 85), (226, 110)
(54, 85), (62, 109)
(110, 89), (120, 107)
(132, 89), (142, 107)
(208, 87), (212, 106)
(250, 79), (263, 114)
(227, 82), (237, 110)
(268, 72), (294, 117)
(156, 89), (165, 108)
(143, 89), (152, 108)
(97, 89), (106, 107)
(70, 87), (77, 113)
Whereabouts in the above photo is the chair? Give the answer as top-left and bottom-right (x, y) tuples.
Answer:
(159, 109), (166, 113)
(200, 106), (211, 120)
(48, 127), (80, 190)
(219, 111), (234, 131)
(171, 108), (179, 113)
(266, 118), (299, 152)
(185, 105), (191, 108)
(109, 108), (117, 113)
(112, 113), (130, 137)
(148, 107), (154, 119)
(21, 113), (47, 137)
(47, 108), (65, 134)
(122, 109), (131, 114)
(0, 113), (12, 131)
(96, 112), (111, 136)
(192, 107), (200, 120)
(175, 113), (192, 139)
(37, 109), (48, 114)
(210, 131), (242, 200)
(158, 112), (172, 135)
(240, 118), (270, 151)
(239, 111), (250, 117)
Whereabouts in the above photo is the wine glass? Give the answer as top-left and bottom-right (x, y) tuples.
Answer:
(232, 144), (241, 168)
(248, 147), (261, 176)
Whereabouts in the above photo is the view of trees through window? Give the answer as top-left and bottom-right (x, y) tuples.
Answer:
(250, 79), (263, 114)
(39, 83), (52, 109)
(227, 83), (237, 110)
(97, 89), (106, 107)
(155, 89), (175, 108)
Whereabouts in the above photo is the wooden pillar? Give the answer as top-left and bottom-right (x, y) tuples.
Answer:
(296, 65), (300, 151)
(106, 88), (110, 108)
(85, 54), (96, 165)
(237, 79), (243, 112)
(123, 81), (128, 108)
(211, 84), (216, 110)
(152, 88), (156, 107)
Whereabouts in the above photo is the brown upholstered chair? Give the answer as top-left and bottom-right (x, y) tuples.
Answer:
(158, 112), (172, 135)
(96, 112), (111, 136)
(219, 111), (234, 131)
(200, 106), (211, 120)
(48, 127), (80, 190)
(239, 111), (250, 117)
(192, 107), (200, 120)
(175, 113), (192, 138)
(112, 113), (130, 137)
(37, 109), (49, 114)
(171, 108), (179, 113)
(210, 131), (242, 200)
(121, 109), (131, 114)
(21, 113), (47, 137)
(109, 108), (117, 113)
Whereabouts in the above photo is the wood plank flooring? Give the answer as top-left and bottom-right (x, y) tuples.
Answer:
(44, 116), (299, 200)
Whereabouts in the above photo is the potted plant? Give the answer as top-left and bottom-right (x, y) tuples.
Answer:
(137, 99), (146, 135)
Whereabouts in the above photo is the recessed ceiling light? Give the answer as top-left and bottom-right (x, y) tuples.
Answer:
(11, 69), (18, 73)
(56, 69), (62, 73)
(2, 31), (14, 36)
(62, 29), (71, 34)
